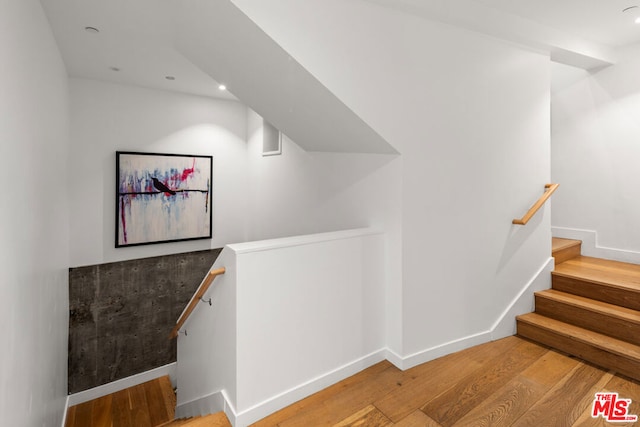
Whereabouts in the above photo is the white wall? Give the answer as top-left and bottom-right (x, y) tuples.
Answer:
(551, 50), (640, 258)
(231, 0), (551, 358)
(397, 33), (551, 355)
(68, 79), (402, 278)
(245, 109), (401, 240)
(0, 1), (70, 425)
(69, 79), (249, 266)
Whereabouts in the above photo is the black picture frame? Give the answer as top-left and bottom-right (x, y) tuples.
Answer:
(115, 151), (213, 247)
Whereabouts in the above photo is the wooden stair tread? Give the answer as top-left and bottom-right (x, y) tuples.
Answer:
(553, 256), (640, 291)
(551, 238), (581, 264)
(517, 313), (640, 360)
(552, 237), (581, 253)
(66, 375), (176, 427)
(536, 289), (640, 324)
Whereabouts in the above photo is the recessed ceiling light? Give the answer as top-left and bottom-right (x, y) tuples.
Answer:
(109, 66), (120, 72)
(218, 84), (227, 91)
(84, 26), (100, 33)
(165, 76), (176, 81)
(621, 6), (640, 23)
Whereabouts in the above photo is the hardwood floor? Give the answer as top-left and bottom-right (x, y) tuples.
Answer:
(64, 376), (232, 427)
(252, 336), (640, 426)
(65, 376), (176, 427)
(64, 337), (640, 426)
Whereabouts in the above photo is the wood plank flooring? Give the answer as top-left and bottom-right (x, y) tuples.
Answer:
(252, 336), (640, 427)
(65, 376), (175, 427)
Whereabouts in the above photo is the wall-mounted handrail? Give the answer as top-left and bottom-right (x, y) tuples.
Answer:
(169, 267), (226, 339)
(512, 183), (559, 225)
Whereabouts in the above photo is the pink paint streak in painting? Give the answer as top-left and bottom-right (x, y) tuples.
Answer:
(181, 159), (196, 181)
(169, 159), (196, 186)
(166, 159), (198, 196)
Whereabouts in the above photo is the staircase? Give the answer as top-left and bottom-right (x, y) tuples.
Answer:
(65, 376), (231, 427)
(517, 238), (640, 381)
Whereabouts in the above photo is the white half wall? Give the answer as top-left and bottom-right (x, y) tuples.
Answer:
(68, 79), (249, 266)
(176, 229), (388, 426)
(551, 52), (640, 257)
(0, 1), (70, 425)
(232, 229), (386, 421)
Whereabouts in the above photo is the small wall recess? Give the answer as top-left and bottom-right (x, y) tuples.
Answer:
(262, 119), (282, 156)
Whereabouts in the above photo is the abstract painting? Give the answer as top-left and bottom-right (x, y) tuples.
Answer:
(116, 151), (212, 247)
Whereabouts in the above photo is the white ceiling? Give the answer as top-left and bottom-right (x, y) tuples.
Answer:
(39, 0), (640, 100)
(39, 0), (237, 100)
(475, 0), (640, 48)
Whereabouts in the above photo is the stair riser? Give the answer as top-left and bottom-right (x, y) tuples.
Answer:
(517, 320), (640, 382)
(553, 244), (581, 265)
(535, 296), (640, 347)
(552, 274), (640, 311)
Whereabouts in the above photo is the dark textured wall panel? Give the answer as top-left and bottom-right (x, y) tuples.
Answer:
(68, 248), (222, 394)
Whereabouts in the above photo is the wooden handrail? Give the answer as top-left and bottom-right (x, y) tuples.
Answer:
(169, 267), (226, 339)
(512, 183), (559, 225)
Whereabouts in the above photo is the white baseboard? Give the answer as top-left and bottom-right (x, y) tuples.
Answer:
(67, 362), (177, 407)
(177, 389), (239, 426)
(221, 390), (238, 427)
(175, 390), (226, 420)
(60, 395), (70, 427)
(399, 330), (492, 371)
(490, 257), (554, 340)
(201, 257), (554, 426)
(394, 257), (553, 371)
(234, 349), (386, 426)
(178, 350), (387, 427)
(384, 348), (404, 370)
(552, 227), (640, 264)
